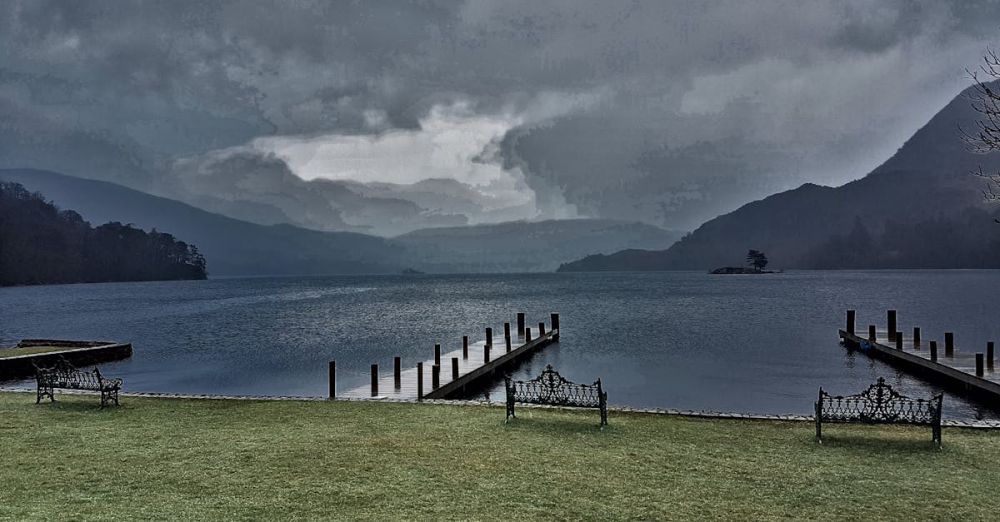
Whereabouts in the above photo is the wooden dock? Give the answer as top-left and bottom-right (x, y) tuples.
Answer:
(337, 313), (559, 400)
(839, 310), (1000, 408)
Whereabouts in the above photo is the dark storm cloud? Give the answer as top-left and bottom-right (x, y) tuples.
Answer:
(1, 0), (998, 231)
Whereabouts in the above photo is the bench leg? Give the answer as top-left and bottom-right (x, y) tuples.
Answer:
(815, 402), (822, 443)
(36, 385), (54, 404)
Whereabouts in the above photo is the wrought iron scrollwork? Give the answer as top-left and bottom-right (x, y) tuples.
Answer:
(35, 356), (122, 408)
(815, 377), (942, 447)
(505, 365), (607, 426)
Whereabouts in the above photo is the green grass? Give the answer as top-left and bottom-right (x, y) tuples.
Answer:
(0, 392), (997, 521)
(0, 346), (76, 358)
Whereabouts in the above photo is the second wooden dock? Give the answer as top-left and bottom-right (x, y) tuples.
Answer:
(839, 309), (1000, 409)
(337, 312), (559, 400)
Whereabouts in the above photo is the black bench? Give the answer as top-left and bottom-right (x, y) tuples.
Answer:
(35, 358), (122, 408)
(505, 365), (608, 426)
(815, 377), (943, 446)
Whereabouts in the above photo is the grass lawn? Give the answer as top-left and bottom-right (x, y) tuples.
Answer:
(0, 392), (997, 521)
(0, 346), (78, 358)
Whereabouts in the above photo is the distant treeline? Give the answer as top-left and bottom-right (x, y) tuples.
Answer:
(0, 181), (206, 286)
(801, 210), (1000, 269)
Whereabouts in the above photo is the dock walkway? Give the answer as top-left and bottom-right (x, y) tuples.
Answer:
(839, 310), (1000, 407)
(339, 314), (559, 400)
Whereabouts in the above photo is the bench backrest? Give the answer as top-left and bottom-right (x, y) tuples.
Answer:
(36, 358), (102, 387)
(505, 365), (604, 407)
(818, 377), (942, 425)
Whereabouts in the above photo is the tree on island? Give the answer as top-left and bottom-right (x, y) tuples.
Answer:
(746, 249), (768, 271)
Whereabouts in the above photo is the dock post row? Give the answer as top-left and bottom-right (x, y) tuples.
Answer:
(840, 309), (1000, 406)
(331, 312), (560, 400)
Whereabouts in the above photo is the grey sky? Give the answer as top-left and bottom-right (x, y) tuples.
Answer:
(1, 0), (997, 233)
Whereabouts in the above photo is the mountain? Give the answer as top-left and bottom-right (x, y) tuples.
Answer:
(559, 82), (1000, 272)
(0, 181), (206, 286)
(0, 169), (405, 276)
(394, 219), (681, 272)
(0, 169), (683, 275)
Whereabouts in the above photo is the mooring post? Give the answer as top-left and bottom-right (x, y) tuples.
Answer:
(504, 322), (511, 350)
(432, 364), (440, 390)
(977, 354), (985, 377)
(887, 310), (897, 341)
(462, 335), (469, 359)
(895, 333), (902, 350)
(913, 327), (921, 348)
(328, 360), (336, 399)
(371, 364), (379, 397)
(486, 327), (493, 347)
(988, 342), (995, 370)
(505, 331), (512, 352)
(551, 313), (560, 340)
(484, 344), (491, 364)
(394, 356), (401, 389)
(452, 357), (459, 381)
(846, 310), (855, 335)
(930, 341), (938, 362)
(417, 362), (424, 400)
(868, 324), (876, 341)
(517, 312), (525, 336)
(525, 327), (532, 343)
(434, 343), (441, 366)
(538, 322), (546, 336)
(945, 332), (954, 357)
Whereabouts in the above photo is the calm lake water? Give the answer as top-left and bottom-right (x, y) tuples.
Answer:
(2, 271), (999, 419)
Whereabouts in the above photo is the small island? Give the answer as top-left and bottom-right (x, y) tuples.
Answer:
(710, 250), (777, 274)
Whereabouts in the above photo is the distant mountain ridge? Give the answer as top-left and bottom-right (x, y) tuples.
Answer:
(0, 168), (680, 275)
(0, 168), (405, 276)
(394, 219), (680, 273)
(559, 82), (1000, 272)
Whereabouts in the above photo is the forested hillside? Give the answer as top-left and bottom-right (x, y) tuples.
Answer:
(0, 182), (206, 286)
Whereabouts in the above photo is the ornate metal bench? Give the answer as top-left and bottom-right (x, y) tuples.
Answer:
(505, 365), (608, 426)
(815, 377), (942, 446)
(35, 358), (122, 408)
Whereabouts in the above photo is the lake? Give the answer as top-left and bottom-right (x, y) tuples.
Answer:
(2, 271), (999, 419)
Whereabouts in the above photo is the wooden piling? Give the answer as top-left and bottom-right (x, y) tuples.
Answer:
(417, 362), (424, 400)
(945, 332), (954, 357)
(887, 310), (897, 341)
(394, 356), (401, 389)
(434, 343), (441, 366)
(371, 364), (379, 397)
(328, 360), (336, 399)
(846, 310), (855, 335)
(895, 333), (902, 350)
(551, 313), (560, 340)
(484, 344), (491, 364)
(930, 341), (938, 362)
(526, 327), (532, 342)
(462, 335), (469, 358)
(486, 327), (493, 347)
(868, 324), (876, 341)
(517, 313), (525, 336)
(432, 364), (440, 390)
(977, 354), (985, 377)
(504, 322), (511, 352)
(913, 327), (921, 348)
(538, 322), (546, 336)
(989, 342), (995, 370)
(452, 357), (459, 381)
